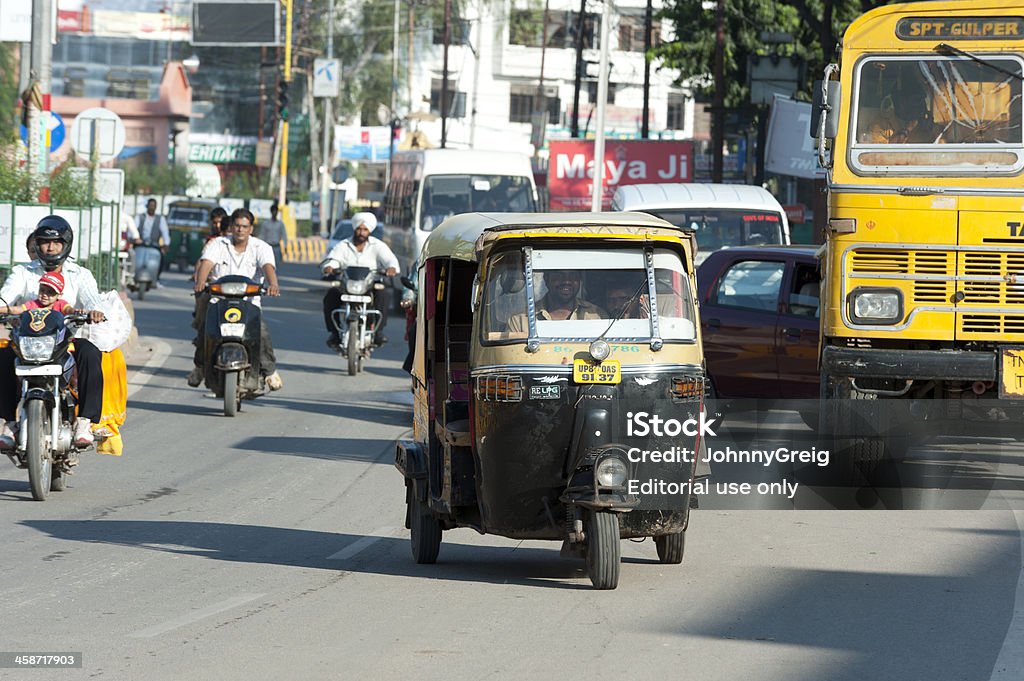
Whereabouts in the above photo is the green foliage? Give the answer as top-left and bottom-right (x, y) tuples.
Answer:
(123, 163), (196, 195)
(224, 171), (265, 199)
(0, 147), (38, 203)
(0, 44), (18, 143)
(48, 162), (92, 206)
(656, 0), (900, 105)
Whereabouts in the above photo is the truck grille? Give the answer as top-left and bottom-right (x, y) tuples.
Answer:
(847, 247), (1024, 339)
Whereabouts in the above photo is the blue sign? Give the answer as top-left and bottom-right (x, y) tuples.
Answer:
(19, 112), (66, 154)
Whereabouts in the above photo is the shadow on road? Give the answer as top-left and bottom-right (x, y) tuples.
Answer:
(20, 519), (591, 590)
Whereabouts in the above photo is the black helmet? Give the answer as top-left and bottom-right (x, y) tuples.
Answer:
(31, 215), (74, 271)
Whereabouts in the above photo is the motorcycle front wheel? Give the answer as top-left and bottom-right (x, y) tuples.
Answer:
(25, 400), (52, 501)
(223, 372), (238, 417)
(347, 320), (359, 376)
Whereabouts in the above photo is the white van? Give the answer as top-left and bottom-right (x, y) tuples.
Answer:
(610, 183), (790, 263)
(382, 149), (539, 274)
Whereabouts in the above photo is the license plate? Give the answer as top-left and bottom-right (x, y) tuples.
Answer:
(999, 346), (1024, 398)
(341, 294), (372, 303)
(220, 323), (246, 337)
(573, 358), (621, 384)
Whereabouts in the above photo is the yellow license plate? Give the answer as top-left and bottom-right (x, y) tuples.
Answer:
(573, 358), (621, 384)
(999, 347), (1024, 398)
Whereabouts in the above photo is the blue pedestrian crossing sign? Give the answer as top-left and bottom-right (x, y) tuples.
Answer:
(314, 58), (340, 98)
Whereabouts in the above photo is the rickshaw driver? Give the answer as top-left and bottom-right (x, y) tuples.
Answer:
(507, 270), (606, 333)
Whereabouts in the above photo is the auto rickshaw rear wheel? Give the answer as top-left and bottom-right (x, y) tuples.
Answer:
(410, 488), (442, 564)
(586, 511), (620, 590)
(654, 531), (685, 564)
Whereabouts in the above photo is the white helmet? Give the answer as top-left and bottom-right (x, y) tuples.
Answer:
(352, 212), (377, 232)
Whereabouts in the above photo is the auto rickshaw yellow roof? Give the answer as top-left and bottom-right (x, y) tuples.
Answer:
(420, 211), (685, 263)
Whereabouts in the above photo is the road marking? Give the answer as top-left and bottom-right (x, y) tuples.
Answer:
(128, 593), (265, 638)
(326, 526), (396, 561)
(989, 510), (1024, 680)
(127, 339), (172, 398)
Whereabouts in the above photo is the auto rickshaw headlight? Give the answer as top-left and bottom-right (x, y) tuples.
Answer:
(595, 455), (629, 487)
(589, 339), (611, 361)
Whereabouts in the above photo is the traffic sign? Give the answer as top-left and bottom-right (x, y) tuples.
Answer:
(19, 112), (66, 154)
(70, 107), (126, 163)
(313, 58), (340, 98)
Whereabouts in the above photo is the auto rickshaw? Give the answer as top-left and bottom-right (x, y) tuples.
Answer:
(167, 199), (220, 271)
(395, 212), (708, 589)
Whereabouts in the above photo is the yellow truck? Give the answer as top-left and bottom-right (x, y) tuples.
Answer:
(813, 0), (1024, 460)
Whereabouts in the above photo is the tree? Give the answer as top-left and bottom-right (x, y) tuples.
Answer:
(0, 44), (19, 143)
(656, 0), (899, 105)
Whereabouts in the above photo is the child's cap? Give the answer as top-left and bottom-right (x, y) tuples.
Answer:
(39, 271), (65, 295)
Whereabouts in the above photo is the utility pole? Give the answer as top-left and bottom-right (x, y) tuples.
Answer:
(533, 0), (551, 155)
(570, 0), (587, 138)
(590, 0), (611, 211)
(278, 0), (294, 208)
(27, 0), (56, 191)
(712, 0), (725, 184)
(388, 0), (400, 184)
(319, 0), (335, 235)
(641, 0), (652, 139)
(441, 0), (451, 148)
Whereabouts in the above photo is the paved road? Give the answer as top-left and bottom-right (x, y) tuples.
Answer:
(0, 263), (1020, 680)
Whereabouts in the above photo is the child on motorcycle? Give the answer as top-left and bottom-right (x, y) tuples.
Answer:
(0, 272), (104, 323)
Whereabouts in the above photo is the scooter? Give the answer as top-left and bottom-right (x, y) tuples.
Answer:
(328, 266), (384, 376)
(201, 274), (266, 417)
(1, 309), (93, 500)
(129, 242), (162, 300)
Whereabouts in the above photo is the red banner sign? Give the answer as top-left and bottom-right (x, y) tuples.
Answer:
(547, 140), (694, 211)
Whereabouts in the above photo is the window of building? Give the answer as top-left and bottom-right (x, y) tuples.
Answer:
(618, 13), (660, 52)
(509, 84), (561, 124)
(431, 79), (467, 118)
(667, 93), (687, 130)
(586, 81), (617, 106)
(509, 9), (597, 49)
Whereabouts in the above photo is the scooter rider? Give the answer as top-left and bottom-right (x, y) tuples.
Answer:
(190, 208), (283, 391)
(322, 212), (398, 349)
(0, 216), (107, 449)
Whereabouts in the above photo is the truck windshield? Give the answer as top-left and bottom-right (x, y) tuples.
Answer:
(851, 55), (1024, 173)
(420, 175), (536, 230)
(649, 208), (784, 254)
(481, 247), (696, 343)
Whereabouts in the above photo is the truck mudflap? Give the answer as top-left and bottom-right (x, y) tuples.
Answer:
(822, 346), (996, 381)
(395, 440), (427, 480)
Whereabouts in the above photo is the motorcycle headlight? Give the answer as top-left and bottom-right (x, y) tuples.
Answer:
(17, 336), (56, 362)
(595, 455), (629, 487)
(346, 279), (369, 295)
(849, 288), (902, 324)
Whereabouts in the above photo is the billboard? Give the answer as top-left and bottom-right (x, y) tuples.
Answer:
(192, 2), (279, 46)
(547, 140), (694, 211)
(765, 95), (827, 180)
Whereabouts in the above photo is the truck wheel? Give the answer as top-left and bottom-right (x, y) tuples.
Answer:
(586, 511), (620, 589)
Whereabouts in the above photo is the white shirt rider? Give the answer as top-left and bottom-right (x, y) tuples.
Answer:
(193, 214), (279, 307)
(322, 213), (399, 276)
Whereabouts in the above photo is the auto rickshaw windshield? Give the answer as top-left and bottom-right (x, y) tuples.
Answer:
(482, 246), (696, 343)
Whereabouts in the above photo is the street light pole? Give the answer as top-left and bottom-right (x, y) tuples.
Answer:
(319, 0), (335, 235)
(27, 0), (55, 189)
(590, 0), (611, 212)
(278, 0), (294, 208)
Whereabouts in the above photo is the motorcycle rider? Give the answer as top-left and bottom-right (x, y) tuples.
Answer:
(321, 212), (398, 349)
(190, 208), (283, 391)
(0, 216), (107, 449)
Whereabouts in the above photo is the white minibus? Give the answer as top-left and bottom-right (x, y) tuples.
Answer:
(611, 183), (790, 263)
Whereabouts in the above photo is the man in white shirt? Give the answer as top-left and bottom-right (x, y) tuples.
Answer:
(0, 216), (107, 448)
(135, 198), (170, 285)
(190, 208), (283, 391)
(321, 212), (398, 348)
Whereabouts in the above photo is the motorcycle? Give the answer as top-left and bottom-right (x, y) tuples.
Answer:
(328, 266), (385, 376)
(128, 242), (162, 300)
(201, 274), (266, 417)
(1, 308), (93, 500)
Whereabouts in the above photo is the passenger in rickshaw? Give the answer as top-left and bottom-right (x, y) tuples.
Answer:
(506, 270), (606, 333)
(603, 275), (648, 320)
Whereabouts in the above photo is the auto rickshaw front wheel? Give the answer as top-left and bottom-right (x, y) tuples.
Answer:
(654, 531), (685, 564)
(409, 487), (442, 564)
(586, 511), (620, 589)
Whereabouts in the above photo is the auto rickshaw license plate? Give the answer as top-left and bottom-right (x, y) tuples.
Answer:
(573, 359), (621, 384)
